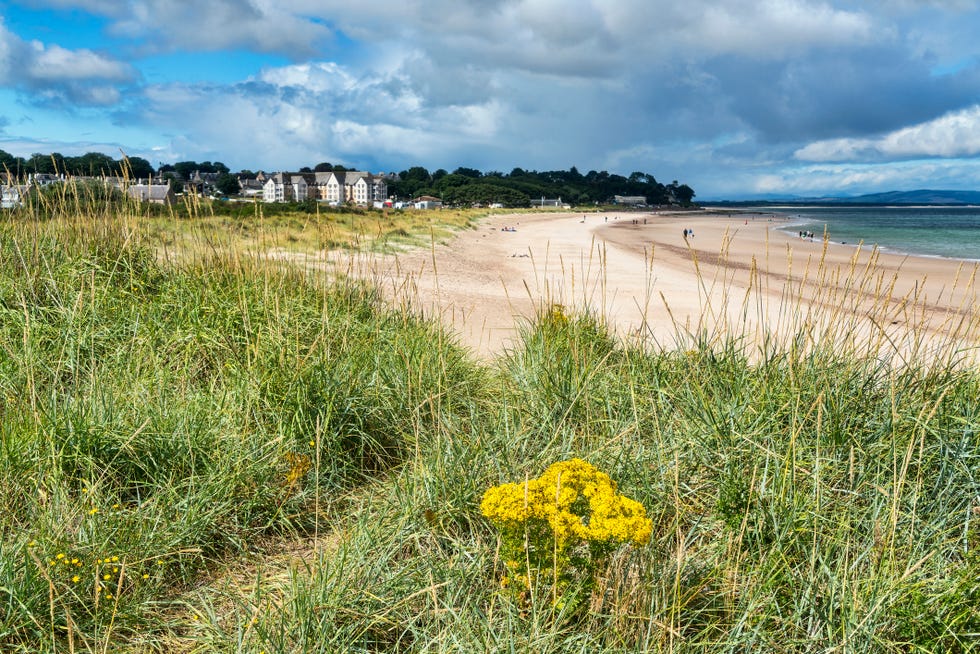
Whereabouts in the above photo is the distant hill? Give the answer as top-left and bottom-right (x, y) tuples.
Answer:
(841, 189), (980, 205)
(708, 189), (980, 206)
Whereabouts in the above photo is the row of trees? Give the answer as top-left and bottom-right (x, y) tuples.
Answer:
(388, 166), (695, 206)
(1, 149), (696, 207)
(0, 150), (156, 180)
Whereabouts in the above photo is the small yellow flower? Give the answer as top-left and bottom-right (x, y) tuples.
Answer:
(112, 567), (119, 573)
(88, 507), (99, 515)
(111, 556), (119, 562)
(103, 574), (111, 581)
(70, 558), (79, 564)
(142, 574), (149, 579)
(72, 575), (80, 583)
(56, 553), (66, 560)
(27, 540), (37, 547)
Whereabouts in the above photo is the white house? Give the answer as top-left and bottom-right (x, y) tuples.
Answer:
(1, 185), (23, 209)
(413, 195), (443, 210)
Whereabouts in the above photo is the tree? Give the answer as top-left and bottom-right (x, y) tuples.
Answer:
(163, 172), (183, 194)
(299, 166), (313, 173)
(452, 166), (481, 178)
(173, 161), (198, 180)
(124, 156), (154, 180)
(314, 162), (334, 172)
(214, 173), (241, 195)
(673, 184), (695, 205)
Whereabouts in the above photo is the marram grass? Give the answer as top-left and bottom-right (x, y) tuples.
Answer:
(0, 200), (978, 652)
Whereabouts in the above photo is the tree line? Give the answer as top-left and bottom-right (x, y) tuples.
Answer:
(387, 166), (695, 207)
(0, 150), (159, 180)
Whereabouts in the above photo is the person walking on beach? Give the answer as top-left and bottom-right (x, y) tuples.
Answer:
(683, 228), (688, 239)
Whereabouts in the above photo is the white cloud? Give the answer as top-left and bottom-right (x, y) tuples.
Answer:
(27, 42), (132, 82)
(132, 59), (509, 170)
(795, 105), (980, 161)
(0, 20), (135, 106)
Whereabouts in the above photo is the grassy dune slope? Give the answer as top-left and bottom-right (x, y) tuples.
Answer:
(0, 206), (977, 652)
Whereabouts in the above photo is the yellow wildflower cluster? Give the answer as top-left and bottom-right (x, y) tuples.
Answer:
(481, 458), (652, 547)
(283, 451), (312, 489)
(29, 542), (162, 613)
(481, 459), (652, 601)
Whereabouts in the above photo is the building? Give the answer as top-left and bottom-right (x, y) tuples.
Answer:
(613, 195), (647, 206)
(263, 173), (309, 202)
(127, 183), (176, 205)
(264, 170), (388, 205)
(413, 195), (443, 210)
(1, 185), (24, 209)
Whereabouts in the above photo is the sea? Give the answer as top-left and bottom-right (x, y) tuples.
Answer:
(757, 206), (980, 262)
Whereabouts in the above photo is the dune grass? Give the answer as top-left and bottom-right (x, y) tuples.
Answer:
(0, 198), (977, 652)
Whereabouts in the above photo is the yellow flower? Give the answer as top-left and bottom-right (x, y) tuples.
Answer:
(88, 507), (99, 515)
(482, 458), (653, 595)
(56, 553), (65, 560)
(103, 574), (111, 581)
(72, 575), (81, 583)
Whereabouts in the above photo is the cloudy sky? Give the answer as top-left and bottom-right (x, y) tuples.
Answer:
(1, 0), (979, 198)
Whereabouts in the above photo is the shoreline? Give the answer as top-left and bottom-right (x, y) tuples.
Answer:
(339, 209), (980, 360)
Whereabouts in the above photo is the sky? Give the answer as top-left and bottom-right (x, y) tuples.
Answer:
(1, 1), (980, 199)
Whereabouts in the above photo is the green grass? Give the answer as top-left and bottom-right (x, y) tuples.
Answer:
(0, 203), (978, 652)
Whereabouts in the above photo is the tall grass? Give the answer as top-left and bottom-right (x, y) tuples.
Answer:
(0, 195), (977, 652)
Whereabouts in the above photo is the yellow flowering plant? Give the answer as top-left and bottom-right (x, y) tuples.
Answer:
(480, 458), (652, 604)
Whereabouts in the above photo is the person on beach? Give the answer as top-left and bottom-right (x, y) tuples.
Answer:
(683, 228), (688, 239)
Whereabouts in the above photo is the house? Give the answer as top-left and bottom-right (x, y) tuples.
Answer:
(127, 183), (176, 205)
(613, 195), (647, 206)
(239, 178), (266, 198)
(529, 197), (568, 208)
(1, 184), (24, 209)
(413, 195), (443, 210)
(30, 173), (63, 187)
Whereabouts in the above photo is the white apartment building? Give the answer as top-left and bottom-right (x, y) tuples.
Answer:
(264, 171), (387, 205)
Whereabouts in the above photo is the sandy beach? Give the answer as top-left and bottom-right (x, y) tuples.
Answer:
(337, 209), (980, 361)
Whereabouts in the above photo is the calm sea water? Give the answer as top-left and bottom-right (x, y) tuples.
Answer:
(762, 206), (980, 261)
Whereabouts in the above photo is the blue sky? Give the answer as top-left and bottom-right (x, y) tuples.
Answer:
(1, 0), (980, 199)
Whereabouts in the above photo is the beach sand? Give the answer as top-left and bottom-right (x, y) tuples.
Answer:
(337, 210), (980, 362)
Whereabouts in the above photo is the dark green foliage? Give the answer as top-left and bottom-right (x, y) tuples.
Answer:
(387, 165), (689, 206)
